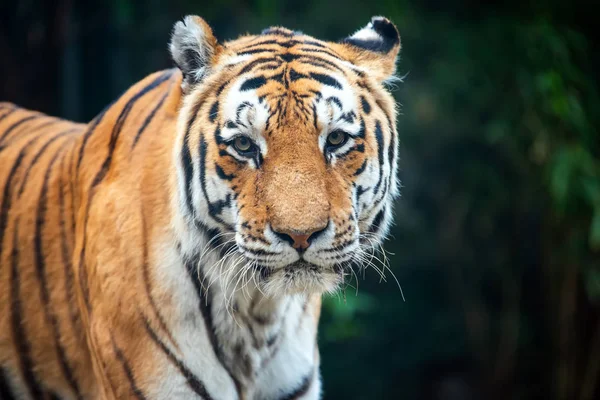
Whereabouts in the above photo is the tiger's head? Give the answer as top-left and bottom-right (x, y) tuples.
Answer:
(171, 16), (401, 296)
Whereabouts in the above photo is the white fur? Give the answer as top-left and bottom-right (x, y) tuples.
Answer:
(349, 23), (381, 42)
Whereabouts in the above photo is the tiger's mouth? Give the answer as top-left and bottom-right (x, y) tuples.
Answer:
(254, 259), (345, 295)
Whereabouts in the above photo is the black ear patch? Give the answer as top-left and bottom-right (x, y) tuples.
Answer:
(343, 16), (400, 53)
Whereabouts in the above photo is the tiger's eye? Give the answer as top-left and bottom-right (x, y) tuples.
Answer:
(234, 136), (253, 152)
(327, 130), (347, 147)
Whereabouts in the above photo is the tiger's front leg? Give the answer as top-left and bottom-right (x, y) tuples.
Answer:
(85, 309), (239, 400)
(76, 196), (240, 399)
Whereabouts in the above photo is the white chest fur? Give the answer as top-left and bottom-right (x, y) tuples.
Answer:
(149, 241), (321, 400)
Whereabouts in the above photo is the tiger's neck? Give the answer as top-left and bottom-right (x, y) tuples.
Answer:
(166, 214), (321, 398)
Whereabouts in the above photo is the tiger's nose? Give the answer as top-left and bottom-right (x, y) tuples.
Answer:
(272, 225), (328, 252)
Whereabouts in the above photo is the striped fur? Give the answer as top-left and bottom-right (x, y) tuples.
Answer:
(0, 15), (401, 399)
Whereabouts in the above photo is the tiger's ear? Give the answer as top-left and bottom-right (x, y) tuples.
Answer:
(170, 15), (221, 91)
(339, 16), (401, 83)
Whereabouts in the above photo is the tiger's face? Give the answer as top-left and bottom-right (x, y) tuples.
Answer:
(172, 16), (400, 295)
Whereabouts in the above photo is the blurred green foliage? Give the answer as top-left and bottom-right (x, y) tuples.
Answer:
(1, 0), (598, 398)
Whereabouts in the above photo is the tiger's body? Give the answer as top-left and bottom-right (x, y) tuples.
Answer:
(0, 16), (401, 400)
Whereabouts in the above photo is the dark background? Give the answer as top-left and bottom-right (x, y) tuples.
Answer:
(1, 1), (599, 399)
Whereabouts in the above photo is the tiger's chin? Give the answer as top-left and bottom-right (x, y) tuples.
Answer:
(258, 260), (344, 296)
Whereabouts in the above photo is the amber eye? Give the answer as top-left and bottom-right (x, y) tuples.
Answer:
(326, 130), (348, 149)
(233, 136), (255, 153)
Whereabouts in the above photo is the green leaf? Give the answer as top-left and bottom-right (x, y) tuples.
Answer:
(582, 177), (600, 204)
(590, 209), (600, 251)
(584, 266), (600, 302)
(549, 149), (573, 210)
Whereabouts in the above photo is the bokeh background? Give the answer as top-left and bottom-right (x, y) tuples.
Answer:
(1, 1), (599, 399)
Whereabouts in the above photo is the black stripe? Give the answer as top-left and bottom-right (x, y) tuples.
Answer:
(180, 96), (204, 217)
(269, 71), (285, 84)
(289, 70), (342, 89)
(57, 154), (81, 347)
(112, 337), (147, 400)
(77, 218), (92, 312)
(238, 57), (279, 76)
(278, 371), (314, 400)
(370, 179), (389, 213)
(337, 143), (363, 159)
(297, 56), (346, 73)
(356, 185), (367, 200)
(309, 72), (342, 89)
(181, 131), (196, 217)
(368, 207), (386, 234)
(17, 128), (79, 197)
(311, 103), (319, 131)
(360, 96), (371, 114)
(0, 107), (17, 124)
(240, 76), (267, 91)
(0, 133), (44, 273)
(0, 119), (62, 153)
(356, 118), (366, 139)
(256, 61), (283, 73)
(246, 232), (271, 246)
(242, 38), (328, 52)
(215, 164), (234, 181)
(214, 126), (226, 145)
(91, 71), (173, 190)
(235, 102), (253, 125)
(289, 69), (307, 82)
(237, 48), (275, 56)
(279, 53), (300, 63)
(24, 118), (61, 132)
(76, 103), (112, 175)
(131, 87), (170, 150)
(142, 314), (215, 400)
(301, 39), (328, 49)
(376, 99), (397, 191)
(0, 368), (17, 400)
(186, 259), (244, 397)
(10, 219), (45, 400)
(198, 135), (232, 227)
(208, 101), (219, 123)
(326, 96), (343, 110)
(354, 160), (367, 176)
(238, 244), (280, 256)
(338, 111), (356, 124)
(372, 120), (385, 195)
(34, 140), (82, 399)
(0, 115), (38, 144)
(298, 47), (343, 61)
(387, 127), (395, 166)
(239, 39), (290, 50)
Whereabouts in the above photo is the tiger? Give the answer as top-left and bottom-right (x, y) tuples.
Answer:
(0, 15), (401, 400)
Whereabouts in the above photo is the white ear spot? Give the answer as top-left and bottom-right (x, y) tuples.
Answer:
(349, 23), (381, 42)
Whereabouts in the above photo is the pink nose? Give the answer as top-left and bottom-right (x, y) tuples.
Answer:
(272, 225), (327, 252)
(287, 233), (311, 250)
